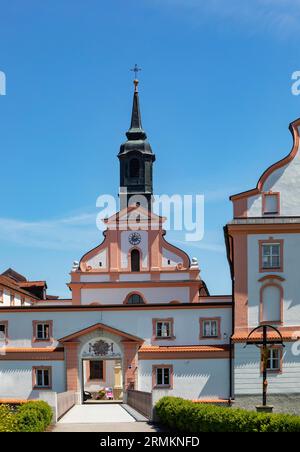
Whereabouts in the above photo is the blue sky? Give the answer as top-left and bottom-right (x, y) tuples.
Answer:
(0, 0), (300, 297)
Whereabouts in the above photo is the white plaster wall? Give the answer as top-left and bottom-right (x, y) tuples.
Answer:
(80, 287), (190, 305)
(0, 361), (65, 399)
(138, 359), (230, 400)
(0, 307), (232, 348)
(0, 307), (231, 400)
(0, 290), (32, 307)
(86, 249), (107, 270)
(234, 343), (300, 394)
(81, 275), (110, 283)
(200, 296), (232, 304)
(121, 231), (148, 269)
(247, 194), (262, 217)
(162, 248), (183, 267)
(262, 285), (281, 322)
(247, 126), (300, 217)
(119, 273), (151, 281)
(160, 273), (190, 281)
(248, 233), (300, 327)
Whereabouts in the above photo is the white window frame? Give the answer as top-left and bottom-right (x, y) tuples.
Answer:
(156, 367), (170, 386)
(202, 319), (218, 337)
(36, 323), (50, 340)
(156, 321), (172, 338)
(262, 243), (281, 269)
(267, 348), (281, 371)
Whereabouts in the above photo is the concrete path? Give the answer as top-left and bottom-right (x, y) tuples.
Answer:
(58, 404), (135, 424)
(51, 422), (162, 432)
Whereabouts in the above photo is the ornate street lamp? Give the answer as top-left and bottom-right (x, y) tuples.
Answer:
(245, 324), (284, 413)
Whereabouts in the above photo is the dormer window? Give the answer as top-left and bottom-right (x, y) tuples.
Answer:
(263, 193), (280, 215)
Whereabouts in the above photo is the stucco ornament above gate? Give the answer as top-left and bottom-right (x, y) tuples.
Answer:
(81, 337), (122, 359)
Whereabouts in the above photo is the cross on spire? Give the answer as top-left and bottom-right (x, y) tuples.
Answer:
(130, 64), (141, 80)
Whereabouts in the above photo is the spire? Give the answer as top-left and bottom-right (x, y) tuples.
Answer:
(118, 70), (156, 212)
(126, 79), (147, 141)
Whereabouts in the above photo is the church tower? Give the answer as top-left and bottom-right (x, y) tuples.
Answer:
(118, 78), (156, 211)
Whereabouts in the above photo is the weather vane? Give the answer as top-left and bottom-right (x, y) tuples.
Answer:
(130, 64), (141, 79)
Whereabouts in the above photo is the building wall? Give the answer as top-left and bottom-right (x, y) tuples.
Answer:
(247, 233), (300, 327)
(0, 289), (32, 307)
(0, 307), (232, 348)
(0, 360), (65, 399)
(234, 343), (300, 395)
(138, 358), (230, 401)
(80, 287), (191, 305)
(247, 128), (300, 217)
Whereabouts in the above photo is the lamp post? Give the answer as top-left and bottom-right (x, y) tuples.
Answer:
(245, 324), (284, 413)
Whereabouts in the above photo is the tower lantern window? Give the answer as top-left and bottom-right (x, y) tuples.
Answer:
(130, 158), (140, 178)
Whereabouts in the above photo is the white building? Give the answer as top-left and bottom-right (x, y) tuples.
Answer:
(0, 80), (300, 418)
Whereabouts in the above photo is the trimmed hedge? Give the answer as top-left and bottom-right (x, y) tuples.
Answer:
(0, 401), (53, 432)
(155, 397), (300, 432)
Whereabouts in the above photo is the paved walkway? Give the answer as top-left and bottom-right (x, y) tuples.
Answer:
(50, 403), (162, 432)
(51, 422), (161, 432)
(50, 403), (163, 432)
(58, 404), (135, 424)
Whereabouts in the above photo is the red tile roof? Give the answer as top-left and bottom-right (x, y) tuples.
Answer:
(139, 344), (230, 353)
(0, 275), (39, 299)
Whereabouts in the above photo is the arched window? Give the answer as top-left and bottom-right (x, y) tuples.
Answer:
(129, 158), (140, 178)
(261, 284), (282, 323)
(126, 293), (145, 305)
(131, 249), (140, 272)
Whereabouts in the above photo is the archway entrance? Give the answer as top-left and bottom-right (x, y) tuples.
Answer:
(80, 337), (123, 404)
(60, 322), (142, 404)
(82, 358), (123, 403)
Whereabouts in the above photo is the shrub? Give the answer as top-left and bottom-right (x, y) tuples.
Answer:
(15, 401), (53, 432)
(155, 397), (300, 433)
(0, 405), (17, 432)
(0, 401), (53, 433)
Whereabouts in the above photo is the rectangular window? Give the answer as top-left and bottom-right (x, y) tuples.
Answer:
(262, 243), (281, 269)
(200, 318), (220, 338)
(156, 321), (172, 338)
(36, 323), (50, 340)
(203, 320), (218, 337)
(89, 361), (104, 380)
(263, 193), (280, 215)
(33, 367), (51, 389)
(0, 289), (3, 304)
(266, 348), (281, 371)
(10, 293), (14, 306)
(156, 368), (170, 386)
